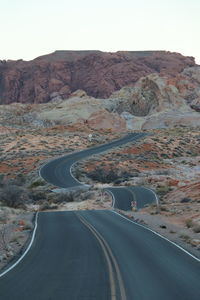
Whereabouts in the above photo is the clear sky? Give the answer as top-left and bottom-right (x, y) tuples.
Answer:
(0, 0), (199, 63)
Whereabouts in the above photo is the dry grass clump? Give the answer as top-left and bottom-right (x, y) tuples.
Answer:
(185, 218), (200, 233)
(0, 175), (29, 209)
(193, 223), (200, 233)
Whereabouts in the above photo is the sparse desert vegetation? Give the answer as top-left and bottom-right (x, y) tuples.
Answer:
(73, 127), (200, 256)
(0, 90), (200, 268)
(0, 120), (119, 270)
(1, 124), (200, 264)
(0, 206), (34, 270)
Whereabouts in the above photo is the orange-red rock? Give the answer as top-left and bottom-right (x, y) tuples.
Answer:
(0, 50), (195, 104)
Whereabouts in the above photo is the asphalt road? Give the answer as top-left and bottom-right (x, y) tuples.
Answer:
(1, 132), (199, 299)
(0, 211), (199, 300)
(40, 131), (156, 210)
(107, 186), (157, 210)
(40, 132), (146, 188)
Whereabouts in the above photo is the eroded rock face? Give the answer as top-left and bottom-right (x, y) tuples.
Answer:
(108, 69), (200, 130)
(0, 50), (195, 104)
(164, 66), (200, 111)
(87, 110), (126, 131)
(110, 73), (190, 116)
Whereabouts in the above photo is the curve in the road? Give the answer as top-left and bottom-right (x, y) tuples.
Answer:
(107, 186), (157, 211)
(40, 132), (156, 210)
(0, 133), (200, 300)
(40, 132), (145, 188)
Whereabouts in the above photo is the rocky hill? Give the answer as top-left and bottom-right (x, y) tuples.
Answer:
(0, 50), (196, 104)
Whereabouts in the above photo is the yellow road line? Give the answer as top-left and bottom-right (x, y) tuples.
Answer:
(76, 213), (127, 300)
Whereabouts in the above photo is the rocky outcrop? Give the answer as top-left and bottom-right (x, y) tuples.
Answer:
(34, 92), (126, 132)
(107, 70), (200, 130)
(0, 50), (196, 104)
(142, 111), (200, 129)
(87, 110), (126, 131)
(166, 66), (200, 112)
(110, 73), (191, 116)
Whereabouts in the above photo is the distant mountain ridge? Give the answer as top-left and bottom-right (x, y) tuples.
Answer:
(0, 50), (196, 104)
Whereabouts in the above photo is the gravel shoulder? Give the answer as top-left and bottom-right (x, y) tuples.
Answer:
(119, 209), (200, 259)
(0, 208), (34, 272)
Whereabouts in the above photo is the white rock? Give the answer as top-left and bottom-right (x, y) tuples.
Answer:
(190, 239), (200, 247)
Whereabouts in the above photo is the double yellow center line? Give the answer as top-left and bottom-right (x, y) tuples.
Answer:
(76, 213), (127, 300)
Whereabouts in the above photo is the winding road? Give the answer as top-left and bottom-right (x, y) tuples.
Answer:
(40, 132), (155, 210)
(0, 133), (199, 300)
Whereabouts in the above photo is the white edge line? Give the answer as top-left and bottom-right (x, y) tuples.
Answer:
(39, 133), (145, 188)
(68, 133), (145, 187)
(105, 189), (116, 209)
(111, 210), (200, 263)
(141, 186), (159, 205)
(0, 212), (39, 278)
(39, 153), (90, 188)
(106, 186), (158, 208)
(69, 162), (90, 187)
(0, 134), (158, 277)
(109, 189), (200, 262)
(38, 133), (135, 180)
(39, 132), (198, 263)
(38, 147), (92, 182)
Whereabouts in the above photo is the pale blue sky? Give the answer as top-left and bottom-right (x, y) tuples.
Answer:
(0, 0), (199, 63)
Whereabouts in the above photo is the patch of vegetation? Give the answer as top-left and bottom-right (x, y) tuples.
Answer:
(0, 185), (28, 208)
(156, 185), (172, 196)
(87, 167), (133, 184)
(29, 179), (46, 188)
(193, 224), (200, 233)
(185, 219), (194, 228)
(179, 233), (190, 242)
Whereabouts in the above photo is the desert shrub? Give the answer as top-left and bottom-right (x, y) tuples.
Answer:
(29, 190), (47, 202)
(87, 168), (133, 184)
(29, 179), (45, 188)
(0, 184), (28, 208)
(54, 191), (77, 203)
(160, 205), (168, 212)
(23, 220), (33, 230)
(87, 168), (118, 183)
(193, 224), (200, 233)
(79, 191), (94, 201)
(10, 232), (21, 243)
(39, 201), (52, 211)
(181, 197), (191, 203)
(0, 174), (26, 188)
(179, 233), (190, 241)
(160, 153), (169, 159)
(156, 185), (172, 195)
(185, 219), (194, 228)
(0, 174), (5, 187)
(73, 168), (82, 180)
(0, 209), (9, 223)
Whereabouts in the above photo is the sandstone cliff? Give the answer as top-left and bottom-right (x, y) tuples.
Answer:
(107, 68), (200, 130)
(0, 50), (195, 104)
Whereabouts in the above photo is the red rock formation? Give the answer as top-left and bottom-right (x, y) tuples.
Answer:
(0, 50), (196, 104)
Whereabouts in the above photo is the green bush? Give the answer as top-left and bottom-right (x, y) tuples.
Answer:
(87, 168), (118, 183)
(185, 219), (193, 228)
(29, 179), (45, 188)
(156, 185), (172, 195)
